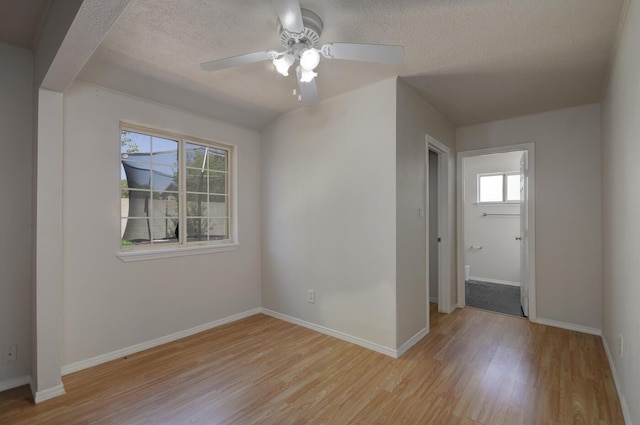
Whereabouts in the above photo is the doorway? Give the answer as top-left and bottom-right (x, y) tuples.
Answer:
(428, 150), (439, 307)
(456, 144), (536, 321)
(426, 136), (452, 318)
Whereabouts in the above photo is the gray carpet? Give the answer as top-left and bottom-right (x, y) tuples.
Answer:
(465, 279), (525, 317)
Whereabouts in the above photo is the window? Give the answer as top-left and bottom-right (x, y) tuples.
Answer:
(477, 172), (520, 203)
(120, 125), (234, 255)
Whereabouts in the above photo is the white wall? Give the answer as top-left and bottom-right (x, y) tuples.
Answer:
(601, 0), (640, 422)
(62, 82), (262, 367)
(0, 42), (33, 387)
(457, 104), (602, 330)
(261, 79), (398, 350)
(33, 89), (65, 399)
(463, 152), (522, 284)
(396, 80), (456, 347)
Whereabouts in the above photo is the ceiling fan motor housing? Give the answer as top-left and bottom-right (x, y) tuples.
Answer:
(278, 9), (323, 48)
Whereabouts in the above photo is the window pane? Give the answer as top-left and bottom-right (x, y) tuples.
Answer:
(186, 168), (208, 193)
(151, 165), (179, 191)
(121, 130), (150, 155)
(187, 193), (208, 217)
(151, 192), (179, 218)
(209, 172), (226, 194)
(124, 190), (151, 218)
(479, 175), (503, 202)
(506, 174), (521, 201)
(208, 195), (228, 218)
(208, 148), (227, 172)
(186, 218), (208, 242)
(120, 164), (129, 198)
(151, 137), (178, 166)
(185, 143), (208, 169)
(121, 218), (151, 246)
(121, 159), (151, 189)
(209, 218), (229, 240)
(151, 218), (179, 242)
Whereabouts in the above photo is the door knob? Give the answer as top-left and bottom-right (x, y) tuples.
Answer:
(515, 236), (522, 241)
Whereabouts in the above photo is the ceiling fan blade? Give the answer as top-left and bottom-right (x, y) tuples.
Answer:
(201, 51), (275, 72)
(272, 0), (304, 34)
(320, 43), (404, 64)
(296, 68), (319, 107)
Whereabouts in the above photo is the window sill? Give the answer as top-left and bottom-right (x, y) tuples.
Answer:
(474, 202), (520, 206)
(116, 242), (239, 262)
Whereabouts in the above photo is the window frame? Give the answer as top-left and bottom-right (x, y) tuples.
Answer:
(117, 123), (237, 262)
(476, 171), (521, 204)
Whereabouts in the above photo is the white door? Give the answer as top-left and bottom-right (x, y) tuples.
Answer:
(519, 152), (529, 317)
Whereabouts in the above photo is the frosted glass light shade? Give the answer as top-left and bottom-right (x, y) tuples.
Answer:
(273, 53), (294, 76)
(300, 48), (320, 70)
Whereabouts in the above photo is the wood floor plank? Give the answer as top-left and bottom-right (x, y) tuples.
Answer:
(0, 306), (625, 425)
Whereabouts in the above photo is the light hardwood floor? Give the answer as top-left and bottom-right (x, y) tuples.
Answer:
(0, 306), (624, 424)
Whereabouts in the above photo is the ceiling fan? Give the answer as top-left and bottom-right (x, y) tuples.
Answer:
(200, 0), (404, 107)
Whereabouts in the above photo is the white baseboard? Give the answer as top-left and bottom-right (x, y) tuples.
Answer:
(62, 307), (262, 375)
(443, 303), (458, 314)
(0, 375), (31, 393)
(396, 327), (429, 358)
(431, 297), (458, 314)
(533, 317), (601, 336)
(468, 276), (520, 287)
(602, 336), (633, 425)
(261, 308), (398, 358)
(33, 383), (65, 404)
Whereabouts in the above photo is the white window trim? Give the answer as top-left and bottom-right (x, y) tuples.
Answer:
(476, 171), (520, 204)
(116, 242), (239, 262)
(117, 123), (238, 261)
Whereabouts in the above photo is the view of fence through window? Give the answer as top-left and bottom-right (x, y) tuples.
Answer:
(120, 128), (230, 247)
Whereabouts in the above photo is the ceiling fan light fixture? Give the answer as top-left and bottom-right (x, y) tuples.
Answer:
(273, 53), (294, 76)
(200, 4), (403, 108)
(299, 48), (320, 71)
(298, 66), (317, 83)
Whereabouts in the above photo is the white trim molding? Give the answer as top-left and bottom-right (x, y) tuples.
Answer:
(533, 317), (601, 336)
(0, 375), (31, 393)
(602, 336), (634, 425)
(33, 383), (66, 404)
(468, 276), (520, 287)
(62, 307), (262, 375)
(261, 308), (398, 358)
(396, 327), (429, 358)
(426, 135), (453, 315)
(116, 243), (239, 262)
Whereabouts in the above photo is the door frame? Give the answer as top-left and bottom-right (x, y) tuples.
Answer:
(455, 143), (537, 321)
(426, 135), (453, 316)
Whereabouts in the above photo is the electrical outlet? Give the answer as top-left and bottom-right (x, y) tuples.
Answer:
(2, 345), (17, 364)
(307, 289), (315, 304)
(619, 334), (624, 358)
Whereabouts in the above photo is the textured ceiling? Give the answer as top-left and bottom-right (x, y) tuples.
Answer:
(0, 0), (50, 50)
(77, 0), (624, 129)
